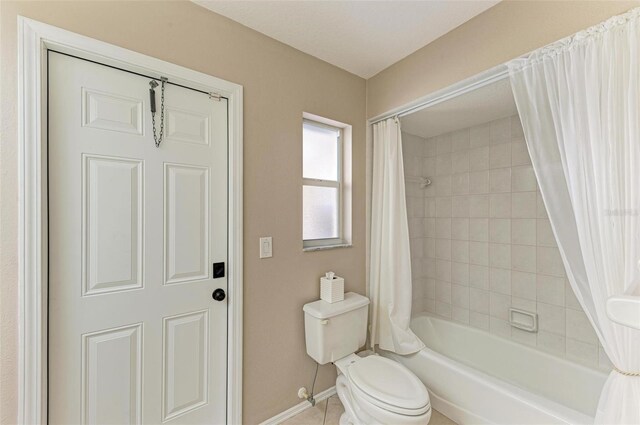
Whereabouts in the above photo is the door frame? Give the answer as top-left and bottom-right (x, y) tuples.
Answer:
(17, 17), (244, 424)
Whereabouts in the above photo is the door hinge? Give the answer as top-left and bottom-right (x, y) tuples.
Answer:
(208, 92), (222, 101)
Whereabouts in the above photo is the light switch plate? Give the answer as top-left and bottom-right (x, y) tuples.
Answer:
(259, 237), (273, 259)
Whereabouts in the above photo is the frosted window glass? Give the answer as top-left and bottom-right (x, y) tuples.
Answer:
(303, 185), (339, 240)
(303, 123), (339, 181)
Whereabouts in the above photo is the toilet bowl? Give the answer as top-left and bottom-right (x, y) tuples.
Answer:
(334, 354), (431, 425)
(303, 293), (431, 425)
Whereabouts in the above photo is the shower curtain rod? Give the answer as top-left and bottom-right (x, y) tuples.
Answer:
(369, 65), (510, 126)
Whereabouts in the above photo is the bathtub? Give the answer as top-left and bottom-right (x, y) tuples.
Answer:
(382, 313), (608, 425)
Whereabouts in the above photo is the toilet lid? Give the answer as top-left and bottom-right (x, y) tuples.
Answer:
(347, 356), (429, 413)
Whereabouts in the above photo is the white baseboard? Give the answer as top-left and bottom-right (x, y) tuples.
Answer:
(259, 386), (337, 425)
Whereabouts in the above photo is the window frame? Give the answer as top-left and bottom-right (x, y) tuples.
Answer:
(302, 118), (345, 249)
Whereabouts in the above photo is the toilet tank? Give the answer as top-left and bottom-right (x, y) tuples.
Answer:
(303, 292), (370, 364)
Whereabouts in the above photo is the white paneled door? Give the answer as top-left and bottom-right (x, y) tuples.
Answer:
(48, 51), (228, 424)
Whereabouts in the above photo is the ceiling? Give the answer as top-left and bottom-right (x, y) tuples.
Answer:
(194, 1), (500, 78)
(400, 77), (517, 139)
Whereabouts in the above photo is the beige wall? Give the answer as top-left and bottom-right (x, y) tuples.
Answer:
(0, 2), (366, 424)
(366, 0), (640, 119)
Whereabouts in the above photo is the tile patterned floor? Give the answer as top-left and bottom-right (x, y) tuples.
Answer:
(279, 394), (457, 425)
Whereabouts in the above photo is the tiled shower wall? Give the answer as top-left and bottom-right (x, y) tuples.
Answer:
(403, 116), (611, 370)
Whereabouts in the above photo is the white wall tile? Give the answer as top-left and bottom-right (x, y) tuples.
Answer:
(452, 150), (469, 173)
(538, 302), (565, 335)
(424, 137), (437, 158)
(511, 115), (524, 140)
(537, 246), (565, 277)
(452, 173), (469, 195)
(489, 218), (511, 243)
(451, 196), (469, 218)
(404, 155), (422, 177)
(436, 280), (452, 303)
(511, 165), (537, 192)
(408, 217), (424, 238)
(598, 346), (613, 370)
(424, 199), (436, 218)
(469, 147), (490, 171)
(402, 132), (424, 157)
(490, 243), (511, 269)
(490, 317), (511, 338)
(490, 117), (511, 145)
(413, 278), (425, 300)
(407, 196), (424, 218)
(566, 309), (598, 344)
(451, 218), (469, 240)
(489, 168), (512, 193)
(422, 156), (436, 175)
(469, 265), (489, 290)
(469, 194), (489, 217)
(436, 301), (452, 318)
(451, 129), (470, 152)
(489, 193), (511, 218)
(423, 258), (436, 279)
(512, 219), (536, 245)
(536, 275), (564, 306)
(436, 153), (452, 176)
(536, 191), (549, 219)
(565, 281), (582, 310)
(566, 338), (598, 367)
(512, 327), (537, 346)
(408, 116), (596, 370)
(451, 240), (469, 263)
(511, 142), (532, 166)
(410, 238), (424, 258)
(537, 218), (557, 247)
(469, 241), (489, 266)
(436, 134), (453, 155)
(538, 331), (565, 356)
(452, 306), (470, 324)
(512, 244), (536, 273)
(469, 288), (490, 313)
(452, 284), (470, 308)
(436, 197), (452, 217)
(436, 238), (451, 261)
(511, 192), (537, 218)
(469, 170), (489, 194)
(425, 298), (436, 314)
(469, 218), (489, 242)
(425, 278), (436, 299)
(451, 262), (469, 286)
(489, 292), (511, 320)
(469, 124), (491, 148)
(436, 260), (452, 282)
(490, 144), (511, 169)
(406, 181), (422, 198)
(512, 271), (536, 301)
(470, 311), (490, 330)
(424, 198), (438, 217)
(436, 175), (452, 196)
(435, 218), (451, 239)
(490, 267), (511, 295)
(512, 296), (536, 313)
(424, 218), (436, 238)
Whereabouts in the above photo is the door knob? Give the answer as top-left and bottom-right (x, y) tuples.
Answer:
(212, 288), (226, 301)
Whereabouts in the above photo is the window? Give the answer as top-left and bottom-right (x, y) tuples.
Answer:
(302, 116), (351, 249)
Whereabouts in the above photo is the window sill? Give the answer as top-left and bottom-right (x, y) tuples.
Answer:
(303, 243), (352, 252)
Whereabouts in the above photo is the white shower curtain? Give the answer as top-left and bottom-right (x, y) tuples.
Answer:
(509, 8), (640, 424)
(369, 117), (424, 355)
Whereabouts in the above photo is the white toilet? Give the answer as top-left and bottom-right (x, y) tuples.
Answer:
(303, 292), (431, 425)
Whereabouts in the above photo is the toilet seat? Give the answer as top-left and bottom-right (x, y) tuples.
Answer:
(344, 355), (430, 416)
